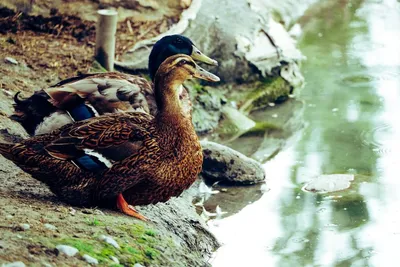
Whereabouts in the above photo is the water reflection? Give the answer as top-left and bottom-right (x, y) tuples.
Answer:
(209, 0), (400, 266)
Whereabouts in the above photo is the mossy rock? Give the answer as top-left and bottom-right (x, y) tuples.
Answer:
(235, 76), (292, 113)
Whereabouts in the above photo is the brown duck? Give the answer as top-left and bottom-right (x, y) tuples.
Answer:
(0, 55), (220, 220)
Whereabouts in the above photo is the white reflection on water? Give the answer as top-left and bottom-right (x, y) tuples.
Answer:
(209, 149), (295, 267)
(210, 0), (400, 266)
(356, 0), (400, 265)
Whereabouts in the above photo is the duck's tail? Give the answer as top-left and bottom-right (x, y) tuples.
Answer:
(10, 91), (57, 136)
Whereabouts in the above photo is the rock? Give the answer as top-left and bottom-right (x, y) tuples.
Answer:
(82, 254), (98, 265)
(200, 141), (265, 184)
(99, 235), (120, 249)
(5, 215), (13, 219)
(2, 262), (25, 267)
(69, 207), (76, 215)
(43, 223), (57, 231)
(191, 86), (224, 134)
(4, 57), (18, 65)
(109, 256), (119, 264)
(303, 174), (355, 193)
(55, 245), (79, 257)
(133, 264), (145, 267)
(119, 0), (304, 86)
(17, 223), (30, 231)
(137, 187), (220, 266)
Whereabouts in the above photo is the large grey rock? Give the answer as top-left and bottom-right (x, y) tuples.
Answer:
(118, 0), (304, 87)
(200, 141), (265, 184)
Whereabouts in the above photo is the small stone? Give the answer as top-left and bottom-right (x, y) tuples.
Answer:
(5, 215), (13, 219)
(69, 207), (76, 215)
(16, 235), (23, 239)
(44, 223), (57, 231)
(5, 57), (18, 65)
(41, 262), (52, 267)
(99, 235), (120, 249)
(18, 224), (30, 231)
(82, 254), (98, 265)
(110, 256), (119, 264)
(56, 245), (79, 257)
(133, 264), (145, 267)
(2, 261), (26, 267)
(303, 174), (354, 193)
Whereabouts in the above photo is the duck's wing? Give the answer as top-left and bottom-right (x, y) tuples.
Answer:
(45, 73), (153, 118)
(11, 73), (157, 136)
(44, 112), (154, 166)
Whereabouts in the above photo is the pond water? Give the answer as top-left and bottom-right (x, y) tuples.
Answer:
(207, 0), (400, 266)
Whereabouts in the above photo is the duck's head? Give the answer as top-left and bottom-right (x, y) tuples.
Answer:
(154, 54), (219, 114)
(148, 35), (218, 80)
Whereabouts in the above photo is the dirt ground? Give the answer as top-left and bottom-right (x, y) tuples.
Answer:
(0, 1), (217, 266)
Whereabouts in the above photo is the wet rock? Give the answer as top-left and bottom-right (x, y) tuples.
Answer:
(82, 254), (98, 265)
(4, 57), (18, 65)
(303, 174), (355, 193)
(17, 223), (30, 231)
(2, 262), (25, 267)
(43, 223), (57, 231)
(200, 141), (265, 184)
(56, 245), (79, 257)
(99, 235), (120, 249)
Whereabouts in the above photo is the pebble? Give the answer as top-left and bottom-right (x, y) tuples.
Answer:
(44, 223), (57, 231)
(4, 57), (18, 65)
(99, 235), (120, 249)
(18, 224), (30, 231)
(110, 256), (119, 264)
(82, 254), (98, 265)
(5, 215), (13, 219)
(2, 262), (25, 267)
(133, 264), (145, 267)
(56, 245), (79, 257)
(69, 207), (76, 216)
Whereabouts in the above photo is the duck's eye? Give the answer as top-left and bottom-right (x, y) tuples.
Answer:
(178, 60), (188, 66)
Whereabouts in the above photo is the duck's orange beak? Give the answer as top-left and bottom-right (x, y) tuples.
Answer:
(193, 64), (220, 82)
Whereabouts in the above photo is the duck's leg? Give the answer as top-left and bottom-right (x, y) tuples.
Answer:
(116, 193), (148, 221)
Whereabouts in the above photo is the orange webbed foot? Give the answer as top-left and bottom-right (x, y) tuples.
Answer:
(116, 193), (148, 221)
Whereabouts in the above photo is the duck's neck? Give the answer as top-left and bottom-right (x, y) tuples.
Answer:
(154, 75), (190, 126)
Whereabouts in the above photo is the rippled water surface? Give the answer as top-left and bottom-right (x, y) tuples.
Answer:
(208, 0), (400, 266)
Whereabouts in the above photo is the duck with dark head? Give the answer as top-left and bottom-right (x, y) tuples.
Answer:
(11, 34), (218, 136)
(0, 55), (220, 220)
